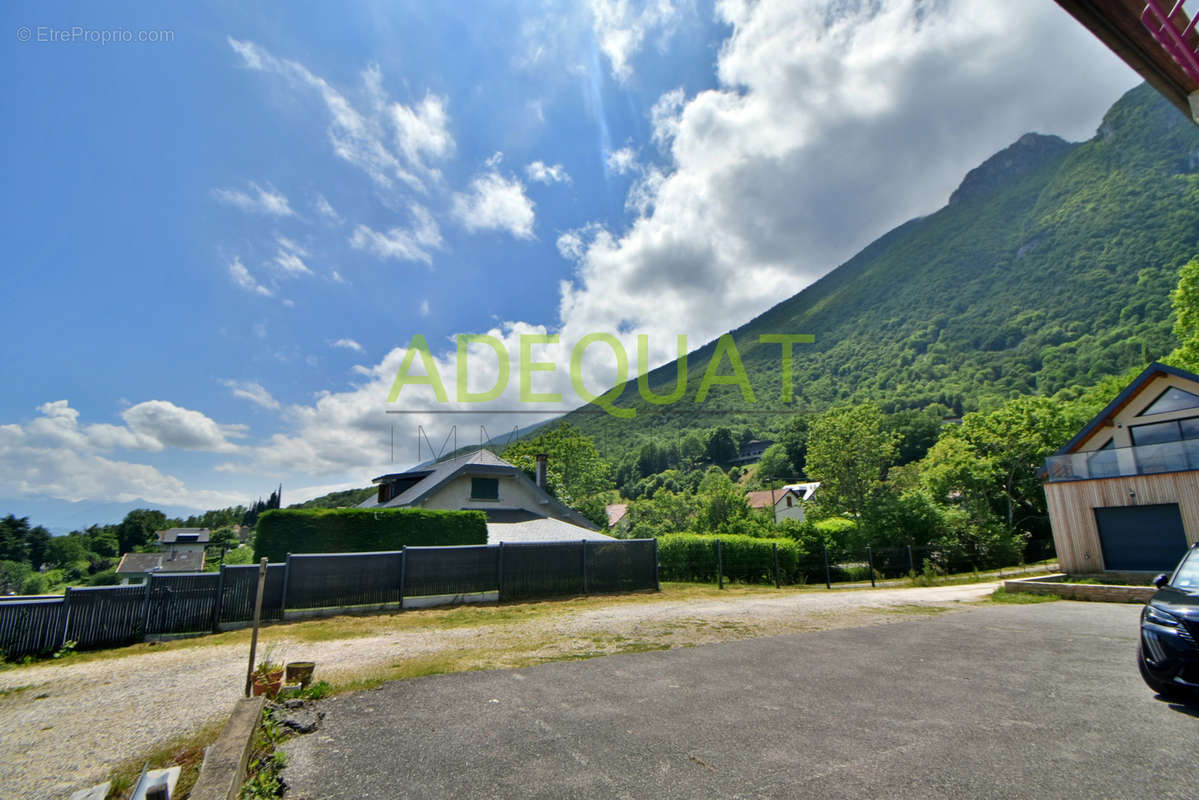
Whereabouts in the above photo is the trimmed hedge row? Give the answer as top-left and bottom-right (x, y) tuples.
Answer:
(657, 534), (805, 584)
(254, 508), (488, 562)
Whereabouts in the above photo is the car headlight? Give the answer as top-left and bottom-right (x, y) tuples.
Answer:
(1144, 604), (1180, 627)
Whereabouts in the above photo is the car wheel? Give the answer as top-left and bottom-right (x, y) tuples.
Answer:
(1138, 641), (1184, 699)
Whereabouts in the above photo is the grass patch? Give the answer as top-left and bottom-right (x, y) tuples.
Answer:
(987, 587), (1062, 604)
(103, 717), (224, 799)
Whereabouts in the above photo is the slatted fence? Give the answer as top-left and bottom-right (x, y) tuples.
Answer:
(0, 538), (659, 659)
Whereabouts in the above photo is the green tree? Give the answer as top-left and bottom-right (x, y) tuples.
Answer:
(778, 416), (811, 478)
(680, 431), (706, 469)
(44, 535), (89, 569)
(754, 443), (794, 486)
(1167, 257), (1199, 370)
(805, 404), (898, 520)
(504, 423), (613, 519)
(695, 467), (752, 533)
(117, 508), (168, 554)
(705, 427), (738, 465)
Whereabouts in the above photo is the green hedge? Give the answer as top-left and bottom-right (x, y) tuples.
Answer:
(253, 508), (488, 562)
(657, 534), (805, 584)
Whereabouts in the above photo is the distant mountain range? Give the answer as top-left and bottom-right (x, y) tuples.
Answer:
(565, 83), (1199, 455)
(1, 497), (205, 535)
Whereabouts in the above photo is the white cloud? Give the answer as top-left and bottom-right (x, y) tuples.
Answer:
(331, 338), (364, 352)
(314, 193), (342, 223)
(605, 146), (639, 175)
(228, 257), (273, 297)
(420, 299), (431, 317)
(330, 269), (347, 284)
(348, 205), (443, 264)
(228, 38), (453, 193)
(0, 400), (253, 507)
(223, 380), (281, 411)
(451, 170), (536, 239)
(121, 401), (244, 452)
(590, 0), (680, 82)
(273, 235), (313, 276)
(525, 161), (572, 184)
(211, 182), (294, 216)
(390, 90), (455, 171)
(543, 0), (1140, 374)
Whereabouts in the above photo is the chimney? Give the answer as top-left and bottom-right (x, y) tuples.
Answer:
(535, 453), (548, 488)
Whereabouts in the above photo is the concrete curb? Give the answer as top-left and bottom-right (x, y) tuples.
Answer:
(1003, 574), (1154, 603)
(190, 696), (266, 800)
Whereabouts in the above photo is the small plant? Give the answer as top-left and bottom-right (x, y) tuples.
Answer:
(240, 708), (289, 800)
(52, 640), (77, 659)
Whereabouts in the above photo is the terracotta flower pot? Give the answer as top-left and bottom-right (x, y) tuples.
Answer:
(252, 669), (284, 698)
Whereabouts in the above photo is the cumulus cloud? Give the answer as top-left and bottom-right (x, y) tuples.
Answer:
(228, 257), (273, 297)
(348, 205), (443, 264)
(222, 380), (281, 411)
(525, 161), (572, 184)
(0, 400), (252, 507)
(121, 401), (245, 452)
(451, 169), (536, 239)
(211, 182), (294, 216)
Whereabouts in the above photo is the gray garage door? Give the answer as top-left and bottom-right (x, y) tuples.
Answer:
(1094, 504), (1188, 571)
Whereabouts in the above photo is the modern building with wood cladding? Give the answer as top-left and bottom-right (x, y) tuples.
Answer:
(1043, 362), (1199, 573)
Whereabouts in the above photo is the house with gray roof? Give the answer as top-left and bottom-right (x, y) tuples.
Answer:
(115, 550), (205, 584)
(360, 449), (612, 544)
(155, 527), (210, 557)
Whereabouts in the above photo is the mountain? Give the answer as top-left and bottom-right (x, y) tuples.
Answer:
(565, 84), (1199, 455)
(0, 497), (205, 535)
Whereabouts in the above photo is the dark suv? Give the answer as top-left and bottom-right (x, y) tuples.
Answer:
(1139, 542), (1199, 698)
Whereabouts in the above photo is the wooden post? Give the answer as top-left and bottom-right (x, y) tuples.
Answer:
(716, 539), (724, 590)
(244, 558), (269, 698)
(907, 545), (915, 576)
(772, 542), (780, 589)
(823, 545), (831, 589)
(867, 547), (876, 588)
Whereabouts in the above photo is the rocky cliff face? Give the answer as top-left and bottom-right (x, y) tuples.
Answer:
(948, 132), (1074, 206)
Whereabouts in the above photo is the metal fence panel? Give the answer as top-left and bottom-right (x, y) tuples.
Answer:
(146, 573), (221, 634)
(0, 597), (64, 658)
(64, 585), (147, 649)
(219, 564), (286, 623)
(404, 545), (499, 597)
(585, 539), (657, 594)
(500, 542), (586, 599)
(285, 551), (404, 609)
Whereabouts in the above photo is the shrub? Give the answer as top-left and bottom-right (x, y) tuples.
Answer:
(253, 508), (488, 562)
(86, 569), (119, 586)
(657, 534), (805, 584)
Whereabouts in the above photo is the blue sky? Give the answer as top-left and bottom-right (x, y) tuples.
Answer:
(1, 0), (1139, 525)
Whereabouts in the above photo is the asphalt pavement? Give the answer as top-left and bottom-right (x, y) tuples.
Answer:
(281, 602), (1199, 799)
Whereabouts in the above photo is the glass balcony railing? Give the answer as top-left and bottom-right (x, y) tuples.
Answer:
(1044, 439), (1199, 482)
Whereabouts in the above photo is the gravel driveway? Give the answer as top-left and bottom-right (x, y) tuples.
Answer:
(0, 581), (1000, 799)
